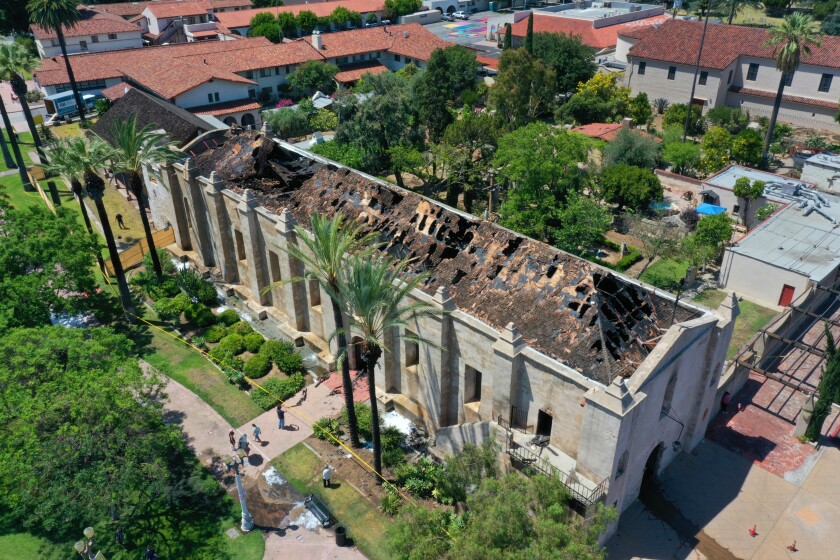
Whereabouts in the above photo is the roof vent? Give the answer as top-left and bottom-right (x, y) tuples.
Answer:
(403, 31), (408, 38)
(312, 30), (323, 50)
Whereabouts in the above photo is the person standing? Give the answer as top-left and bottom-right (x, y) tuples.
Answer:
(228, 429), (236, 450)
(276, 405), (285, 430)
(720, 391), (731, 414)
(114, 526), (124, 546)
(322, 464), (332, 488)
(252, 423), (262, 442)
(115, 213), (126, 230)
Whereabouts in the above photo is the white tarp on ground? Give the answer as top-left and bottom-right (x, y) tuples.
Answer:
(382, 410), (414, 435)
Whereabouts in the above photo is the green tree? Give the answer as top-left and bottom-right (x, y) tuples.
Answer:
(629, 92), (654, 127)
(732, 176), (765, 227)
(27, 0), (88, 126)
(524, 12), (534, 53)
(275, 214), (379, 449)
(663, 103), (705, 135)
(626, 213), (682, 274)
(384, 0), (422, 18)
(0, 326), (229, 555)
(503, 23), (512, 48)
(265, 107), (311, 138)
(330, 6), (352, 28)
(296, 10), (318, 34)
(288, 60), (339, 97)
(706, 106), (749, 134)
(494, 122), (589, 242)
(278, 11), (297, 36)
(557, 72), (632, 125)
(804, 324), (840, 441)
(105, 117), (182, 280)
(604, 127), (661, 169)
(695, 213), (733, 256)
(0, 43), (43, 150)
(814, 0), (837, 20)
(731, 128), (763, 166)
(253, 0), (283, 6)
(531, 32), (596, 96)
(764, 14), (823, 157)
(388, 144), (424, 188)
(700, 126), (733, 175)
(249, 21), (281, 42)
(436, 110), (500, 211)
(554, 194), (611, 255)
(662, 140), (701, 175)
(599, 164), (663, 213)
(763, 0), (793, 17)
(489, 48), (556, 127)
(822, 7), (840, 34)
(0, 204), (99, 328)
(336, 254), (442, 480)
(412, 46), (479, 141)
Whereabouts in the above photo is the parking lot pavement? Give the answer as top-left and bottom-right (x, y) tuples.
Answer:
(424, 10), (501, 52)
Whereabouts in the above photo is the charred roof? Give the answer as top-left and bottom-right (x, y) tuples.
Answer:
(194, 131), (703, 384)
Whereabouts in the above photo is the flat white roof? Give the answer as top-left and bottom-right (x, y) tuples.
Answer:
(805, 152), (840, 170)
(705, 165), (813, 194)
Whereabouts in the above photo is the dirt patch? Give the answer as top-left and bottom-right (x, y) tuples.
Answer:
(305, 436), (390, 508)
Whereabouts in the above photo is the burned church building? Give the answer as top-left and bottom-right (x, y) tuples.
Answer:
(146, 129), (736, 523)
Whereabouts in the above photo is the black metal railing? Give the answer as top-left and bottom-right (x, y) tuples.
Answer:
(510, 405), (530, 432)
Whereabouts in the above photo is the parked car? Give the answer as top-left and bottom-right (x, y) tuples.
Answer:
(453, 11), (469, 19)
(442, 13), (455, 21)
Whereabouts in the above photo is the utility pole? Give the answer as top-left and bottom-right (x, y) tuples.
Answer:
(682, 6), (711, 143)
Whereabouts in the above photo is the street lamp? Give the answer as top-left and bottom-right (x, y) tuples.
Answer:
(73, 527), (104, 559)
(224, 454), (254, 533)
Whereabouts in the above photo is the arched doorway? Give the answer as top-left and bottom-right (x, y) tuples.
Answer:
(223, 116), (236, 126)
(350, 336), (364, 371)
(643, 442), (664, 482)
(240, 112), (256, 127)
(435, 6), (443, 13)
(446, 5), (456, 14)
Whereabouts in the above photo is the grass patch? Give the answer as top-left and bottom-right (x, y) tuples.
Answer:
(693, 289), (778, 359)
(97, 181), (145, 245)
(0, 533), (66, 560)
(142, 319), (265, 426)
(51, 118), (98, 140)
(639, 258), (690, 291)
(273, 443), (394, 560)
(0, 129), (35, 171)
(0, 172), (43, 211)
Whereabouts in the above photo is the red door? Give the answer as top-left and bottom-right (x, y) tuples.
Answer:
(778, 284), (795, 307)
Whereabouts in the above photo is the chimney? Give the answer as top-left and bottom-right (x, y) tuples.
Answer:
(403, 31), (409, 38)
(312, 30), (322, 50)
(621, 117), (632, 129)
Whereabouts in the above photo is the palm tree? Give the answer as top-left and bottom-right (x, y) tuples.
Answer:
(46, 138), (105, 271)
(0, 95), (31, 190)
(0, 118), (13, 169)
(105, 117), (182, 280)
(0, 43), (43, 150)
(72, 137), (134, 312)
(335, 254), (442, 480)
(27, 0), (88, 126)
(727, 0), (759, 25)
(764, 14), (823, 159)
(275, 213), (379, 448)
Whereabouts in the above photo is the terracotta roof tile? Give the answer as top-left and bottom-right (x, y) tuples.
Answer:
(476, 55), (499, 70)
(628, 19), (840, 70)
(571, 122), (662, 142)
(511, 13), (670, 50)
(180, 40), (321, 72)
(730, 86), (840, 110)
(387, 24), (452, 60)
(335, 60), (388, 82)
(190, 98), (261, 115)
(101, 82), (134, 101)
(84, 2), (152, 18)
(144, 0), (211, 18)
(304, 24), (447, 61)
(31, 9), (142, 39)
(189, 29), (220, 37)
(215, 0), (383, 29)
(116, 57), (255, 99)
(209, 0), (252, 8)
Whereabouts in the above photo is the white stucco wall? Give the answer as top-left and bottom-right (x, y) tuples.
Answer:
(801, 159), (840, 192)
(626, 58), (726, 110)
(36, 31), (144, 58)
(174, 80), (252, 108)
(720, 250), (809, 309)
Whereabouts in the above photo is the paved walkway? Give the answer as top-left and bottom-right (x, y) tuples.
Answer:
(263, 528), (366, 560)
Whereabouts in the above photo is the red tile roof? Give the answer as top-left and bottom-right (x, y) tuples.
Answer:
(180, 40), (320, 72)
(628, 19), (840, 70)
(84, 2), (152, 18)
(189, 29), (220, 37)
(190, 98), (261, 115)
(476, 55), (499, 71)
(510, 13), (670, 50)
(571, 122), (662, 142)
(304, 24), (448, 61)
(101, 82), (134, 101)
(144, 0), (212, 18)
(215, 0), (384, 29)
(31, 9), (142, 40)
(117, 57), (255, 99)
(210, 0), (252, 8)
(729, 86), (840, 110)
(335, 60), (388, 82)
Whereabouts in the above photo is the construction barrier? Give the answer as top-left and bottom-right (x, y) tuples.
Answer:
(104, 227), (175, 276)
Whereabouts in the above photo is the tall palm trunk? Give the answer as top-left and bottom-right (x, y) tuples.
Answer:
(763, 72), (788, 161)
(0, 120), (12, 168)
(364, 345), (383, 482)
(332, 298), (361, 448)
(71, 177), (106, 272)
(728, 0), (737, 24)
(0, 95), (30, 189)
(128, 171), (163, 279)
(10, 74), (42, 150)
(85, 169), (133, 314)
(56, 27), (87, 127)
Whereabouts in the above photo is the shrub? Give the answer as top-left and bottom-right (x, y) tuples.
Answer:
(343, 402), (379, 442)
(204, 324), (228, 343)
(175, 268), (218, 306)
(275, 98), (294, 108)
(244, 353), (272, 378)
(639, 258), (690, 291)
(680, 207), (701, 230)
(130, 270), (179, 301)
(217, 308), (240, 326)
(243, 332), (266, 353)
(216, 333), (246, 355)
(265, 107), (311, 139)
(143, 249), (177, 276)
(191, 335), (207, 350)
(251, 373), (307, 409)
(614, 248), (643, 272)
(184, 303), (216, 327)
(310, 108), (339, 131)
(259, 339), (296, 360)
(395, 458), (441, 499)
(275, 348), (304, 376)
(313, 417), (342, 443)
(381, 426), (407, 467)
(380, 487), (402, 516)
(230, 320), (254, 335)
(152, 297), (179, 322)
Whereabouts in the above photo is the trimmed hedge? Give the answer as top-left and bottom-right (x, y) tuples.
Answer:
(260, 339), (305, 376)
(614, 248), (643, 272)
(216, 333), (246, 356)
(243, 332), (265, 354)
(251, 373), (307, 410)
(203, 325), (228, 343)
(244, 353), (272, 378)
(184, 303), (216, 328)
(217, 309), (240, 326)
(230, 320), (254, 335)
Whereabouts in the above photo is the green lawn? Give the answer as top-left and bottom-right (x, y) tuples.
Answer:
(639, 258), (690, 292)
(141, 319), (265, 426)
(0, 129), (35, 172)
(0, 533), (67, 560)
(274, 443), (394, 560)
(51, 118), (98, 140)
(693, 289), (779, 359)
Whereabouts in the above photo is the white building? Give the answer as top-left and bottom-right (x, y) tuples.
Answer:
(801, 152), (840, 193)
(31, 9), (143, 58)
(621, 19), (840, 131)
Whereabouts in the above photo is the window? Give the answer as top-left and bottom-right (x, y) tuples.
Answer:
(308, 278), (321, 307)
(746, 63), (759, 81)
(79, 40), (88, 51)
(661, 373), (677, 415)
(207, 93), (213, 103)
(337, 57), (348, 65)
(276, 85), (283, 92)
(784, 71), (794, 87)
(234, 229), (246, 261)
(207, 92), (219, 103)
(285, 65), (292, 73)
(108, 33), (117, 40)
(404, 329), (419, 368)
(91, 35), (99, 43)
(667, 66), (676, 80)
(248, 89), (256, 99)
(394, 54), (401, 62)
(55, 78), (107, 93)
(274, 66), (280, 76)
(50, 39), (58, 46)
(374, 51), (381, 59)
(261, 86), (271, 97)
(699, 71), (708, 85)
(727, 70), (733, 84)
(465, 365), (482, 404)
(818, 73), (833, 92)
(259, 68), (269, 77)
(638, 61), (646, 75)
(245, 70), (254, 79)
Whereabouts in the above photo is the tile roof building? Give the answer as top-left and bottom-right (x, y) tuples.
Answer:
(621, 19), (840, 131)
(31, 9), (144, 58)
(35, 24), (452, 127)
(215, 0), (385, 35)
(510, 11), (669, 51)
